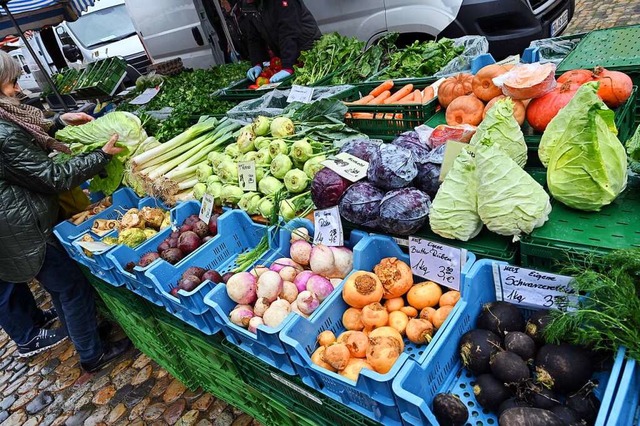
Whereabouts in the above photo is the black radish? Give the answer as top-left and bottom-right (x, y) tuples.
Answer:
(459, 329), (502, 375)
(499, 407), (564, 426)
(490, 351), (530, 384)
(498, 398), (529, 416)
(535, 344), (593, 393)
(477, 302), (525, 336)
(525, 310), (551, 345)
(504, 331), (537, 361)
(473, 374), (510, 410)
(432, 393), (468, 426)
(527, 386), (560, 410)
(566, 390), (600, 425)
(550, 405), (582, 425)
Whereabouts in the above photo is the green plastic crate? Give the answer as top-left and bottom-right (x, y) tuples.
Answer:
(344, 79), (439, 140)
(222, 339), (380, 426)
(520, 176), (640, 271)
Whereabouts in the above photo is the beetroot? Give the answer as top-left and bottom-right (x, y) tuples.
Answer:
(203, 270), (223, 283)
(157, 240), (170, 254)
(161, 248), (184, 264)
(170, 231), (180, 239)
(138, 252), (160, 268)
(183, 266), (206, 279)
(203, 235), (214, 243)
(168, 238), (178, 248)
(208, 214), (219, 235)
(170, 287), (180, 297)
(177, 231), (202, 255)
(178, 275), (201, 292)
(179, 224), (192, 233)
(222, 271), (235, 283)
(185, 214), (200, 226)
(192, 220), (209, 239)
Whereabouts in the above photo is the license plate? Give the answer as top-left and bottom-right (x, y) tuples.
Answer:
(551, 9), (569, 36)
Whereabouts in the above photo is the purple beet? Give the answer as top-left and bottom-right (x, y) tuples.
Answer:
(170, 287), (180, 297)
(177, 231), (202, 255)
(178, 275), (201, 292)
(179, 224), (192, 233)
(208, 214), (219, 235)
(222, 271), (235, 284)
(170, 231), (180, 239)
(192, 220), (209, 239)
(161, 248), (184, 264)
(157, 240), (170, 254)
(183, 266), (206, 279)
(138, 252), (160, 268)
(185, 215), (200, 226)
(168, 238), (178, 248)
(202, 270), (223, 283)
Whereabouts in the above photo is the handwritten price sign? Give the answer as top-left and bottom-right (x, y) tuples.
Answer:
(408, 236), (465, 291)
(322, 152), (369, 182)
(313, 206), (343, 247)
(238, 161), (257, 191)
(492, 264), (577, 311)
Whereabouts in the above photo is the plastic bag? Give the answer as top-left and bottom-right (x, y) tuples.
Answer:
(434, 36), (489, 77)
(527, 34), (584, 64)
(226, 85), (354, 124)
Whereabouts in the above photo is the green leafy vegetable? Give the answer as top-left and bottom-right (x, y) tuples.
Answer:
(429, 148), (482, 241)
(470, 98), (527, 167)
(544, 82), (628, 211)
(294, 33), (365, 85)
(329, 33), (398, 85)
(378, 38), (464, 80)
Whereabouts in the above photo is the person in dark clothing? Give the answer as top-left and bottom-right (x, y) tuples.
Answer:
(242, 0), (321, 83)
(0, 50), (131, 370)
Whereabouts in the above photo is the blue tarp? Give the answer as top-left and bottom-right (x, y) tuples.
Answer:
(0, 0), (95, 37)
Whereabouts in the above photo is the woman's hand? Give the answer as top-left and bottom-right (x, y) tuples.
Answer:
(101, 134), (123, 156)
(61, 112), (94, 126)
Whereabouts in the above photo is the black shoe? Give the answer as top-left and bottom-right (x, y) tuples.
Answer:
(17, 328), (68, 358)
(98, 321), (114, 341)
(35, 308), (59, 329)
(81, 338), (132, 373)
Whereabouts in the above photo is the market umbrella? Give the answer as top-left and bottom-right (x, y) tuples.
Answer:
(0, 0), (96, 110)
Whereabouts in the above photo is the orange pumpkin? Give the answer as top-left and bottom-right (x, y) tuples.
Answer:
(446, 95), (484, 126)
(592, 66), (633, 108)
(472, 64), (509, 101)
(438, 73), (474, 108)
(483, 95), (526, 126)
(501, 63), (557, 99)
(557, 69), (594, 85)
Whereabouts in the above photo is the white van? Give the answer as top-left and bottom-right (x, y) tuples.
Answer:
(54, 0), (150, 74)
(124, 0), (226, 70)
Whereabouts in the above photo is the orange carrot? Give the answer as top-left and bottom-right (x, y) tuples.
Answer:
(394, 92), (416, 104)
(354, 94), (375, 105)
(369, 90), (391, 105)
(422, 86), (435, 103)
(369, 80), (394, 97)
(383, 84), (414, 104)
(351, 113), (374, 119)
(412, 89), (422, 104)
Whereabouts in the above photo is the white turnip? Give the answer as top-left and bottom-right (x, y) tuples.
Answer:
(290, 240), (312, 266)
(230, 305), (254, 328)
(280, 281), (299, 303)
(306, 275), (334, 302)
(329, 246), (353, 279)
(278, 266), (298, 282)
(248, 316), (264, 334)
(293, 270), (315, 293)
(296, 291), (320, 315)
(253, 298), (271, 317)
(257, 271), (283, 302)
(309, 244), (335, 277)
(226, 272), (257, 305)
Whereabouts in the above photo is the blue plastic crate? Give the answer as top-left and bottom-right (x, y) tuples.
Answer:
(204, 220), (369, 376)
(392, 259), (628, 426)
(107, 201), (200, 306)
(54, 188), (140, 258)
(279, 234), (476, 426)
(147, 209), (269, 335)
(606, 355), (639, 426)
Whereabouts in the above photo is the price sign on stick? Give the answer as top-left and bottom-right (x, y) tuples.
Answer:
(238, 161), (257, 191)
(409, 236), (466, 291)
(199, 194), (215, 224)
(322, 152), (369, 182)
(287, 85), (314, 104)
(313, 206), (344, 247)
(492, 264), (577, 310)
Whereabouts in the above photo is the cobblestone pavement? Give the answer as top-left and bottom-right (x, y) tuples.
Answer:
(0, 285), (259, 426)
(566, 0), (640, 34)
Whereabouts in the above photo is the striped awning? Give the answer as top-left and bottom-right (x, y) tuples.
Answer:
(0, 0), (96, 37)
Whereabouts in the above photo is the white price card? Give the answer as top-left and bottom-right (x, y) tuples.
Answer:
(392, 237), (409, 248)
(287, 85), (314, 104)
(129, 87), (161, 105)
(199, 194), (215, 224)
(238, 161), (258, 191)
(409, 236), (466, 291)
(492, 264), (577, 311)
(313, 206), (344, 247)
(322, 152), (369, 182)
(76, 240), (113, 253)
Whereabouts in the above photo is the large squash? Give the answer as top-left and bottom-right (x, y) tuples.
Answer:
(438, 73), (474, 108)
(500, 63), (557, 99)
(446, 95), (484, 126)
(473, 64), (509, 101)
(526, 81), (580, 132)
(592, 66), (633, 108)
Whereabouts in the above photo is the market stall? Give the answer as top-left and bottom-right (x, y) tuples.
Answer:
(54, 26), (640, 426)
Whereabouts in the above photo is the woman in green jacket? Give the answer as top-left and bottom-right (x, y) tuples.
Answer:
(0, 50), (129, 371)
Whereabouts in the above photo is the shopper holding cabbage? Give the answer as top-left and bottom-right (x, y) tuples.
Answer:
(0, 50), (130, 371)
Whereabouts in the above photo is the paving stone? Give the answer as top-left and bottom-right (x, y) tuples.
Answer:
(231, 414), (253, 426)
(73, 392), (95, 412)
(62, 383), (92, 412)
(128, 397), (150, 421)
(0, 357), (12, 372)
(53, 367), (81, 392)
(127, 420), (145, 426)
(93, 385), (116, 405)
(108, 384), (134, 407)
(0, 372), (11, 389)
(49, 413), (70, 426)
(142, 403), (166, 422)
(163, 398), (187, 424)
(182, 387), (204, 402)
(38, 376), (56, 391)
(149, 375), (171, 398)
(192, 394), (214, 411)
(131, 354), (151, 370)
(89, 374), (111, 393)
(26, 391), (54, 415)
(9, 364), (28, 381)
(43, 394), (66, 417)
(25, 363), (42, 377)
(0, 410), (27, 425)
(3, 375), (27, 395)
(196, 421), (213, 426)
(130, 365), (152, 387)
(106, 403), (127, 425)
(64, 404), (94, 426)
(41, 359), (61, 375)
(83, 405), (110, 425)
(22, 415), (42, 426)
(124, 379), (154, 409)
(163, 379), (187, 404)
(209, 399), (230, 418)
(17, 375), (42, 394)
(59, 345), (76, 362)
(0, 412), (7, 423)
(10, 388), (38, 411)
(74, 371), (96, 388)
(154, 368), (168, 379)
(110, 360), (132, 379)
(177, 409), (200, 426)
(212, 409), (234, 426)
(112, 368), (137, 389)
(0, 396), (16, 411)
